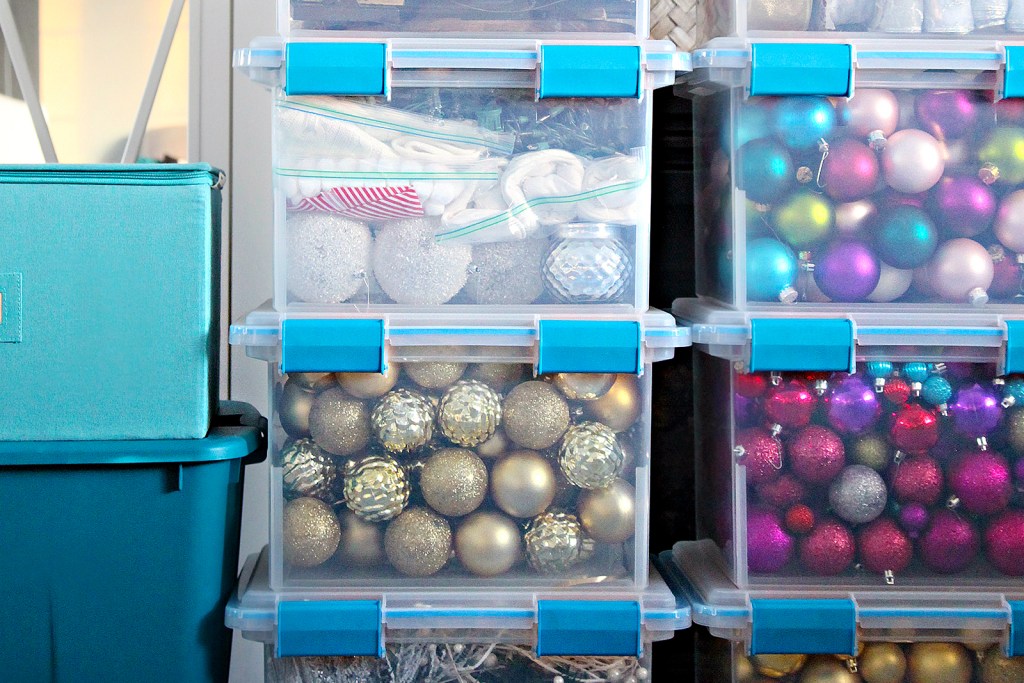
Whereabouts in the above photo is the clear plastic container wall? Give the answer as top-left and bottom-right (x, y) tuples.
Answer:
(271, 356), (652, 590)
(274, 88), (652, 311)
(694, 82), (1024, 310)
(695, 351), (1024, 587)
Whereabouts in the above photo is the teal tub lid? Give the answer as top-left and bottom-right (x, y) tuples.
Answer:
(0, 163), (223, 187)
(0, 401), (266, 466)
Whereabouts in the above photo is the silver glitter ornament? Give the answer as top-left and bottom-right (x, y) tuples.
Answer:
(543, 224), (632, 304)
(872, 0), (925, 31)
(438, 380), (502, 447)
(747, 0), (813, 29)
(308, 388), (372, 456)
(343, 454), (411, 522)
(524, 511), (594, 574)
(503, 381), (570, 450)
(463, 239), (546, 305)
(828, 464), (888, 524)
(283, 497), (341, 568)
(281, 438), (339, 503)
(924, 0), (974, 32)
(559, 421), (626, 490)
(405, 361), (467, 390)
(287, 212), (372, 304)
(371, 389), (435, 453)
(973, 0), (1008, 28)
(384, 507), (453, 576)
(419, 448), (489, 517)
(278, 377), (316, 438)
(372, 217), (471, 305)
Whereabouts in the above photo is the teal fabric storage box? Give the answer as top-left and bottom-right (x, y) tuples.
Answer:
(0, 164), (222, 441)
(0, 401), (266, 683)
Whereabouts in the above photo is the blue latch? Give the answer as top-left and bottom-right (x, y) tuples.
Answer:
(285, 42), (387, 96)
(281, 319), (385, 374)
(750, 43), (853, 97)
(1006, 321), (1024, 374)
(750, 599), (857, 655)
(1010, 601), (1024, 656)
(1005, 46), (1024, 99)
(537, 320), (642, 375)
(749, 318), (854, 373)
(536, 600), (642, 656)
(277, 600), (382, 657)
(538, 45), (642, 99)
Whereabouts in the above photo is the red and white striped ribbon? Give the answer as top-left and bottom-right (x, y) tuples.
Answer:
(289, 185), (425, 221)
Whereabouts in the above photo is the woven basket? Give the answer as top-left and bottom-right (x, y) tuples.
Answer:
(650, 0), (703, 49)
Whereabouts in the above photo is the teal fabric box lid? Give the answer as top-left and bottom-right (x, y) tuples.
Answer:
(0, 163), (222, 441)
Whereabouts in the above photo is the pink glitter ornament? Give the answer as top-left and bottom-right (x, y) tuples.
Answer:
(948, 450), (1012, 515)
(890, 454), (944, 506)
(756, 473), (807, 509)
(747, 506), (794, 574)
(789, 425), (846, 485)
(985, 510), (1024, 576)
(764, 379), (817, 429)
(737, 427), (784, 484)
(889, 404), (940, 454)
(800, 519), (856, 576)
(858, 518), (913, 575)
(918, 509), (980, 574)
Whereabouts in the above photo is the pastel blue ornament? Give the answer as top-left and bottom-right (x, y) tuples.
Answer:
(874, 206), (938, 270)
(727, 99), (773, 149)
(738, 138), (794, 205)
(922, 376), (953, 409)
(773, 97), (836, 150)
(902, 362), (930, 384)
(746, 237), (798, 303)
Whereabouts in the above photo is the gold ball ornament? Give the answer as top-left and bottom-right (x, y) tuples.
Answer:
(281, 438), (339, 503)
(577, 478), (635, 543)
(419, 448), (488, 517)
(384, 507), (452, 576)
(455, 511), (523, 577)
(859, 642), (907, 683)
(476, 430), (509, 458)
(337, 363), (400, 399)
(798, 656), (859, 683)
(279, 378), (316, 438)
(503, 381), (570, 450)
(981, 647), (1024, 683)
(292, 372), (336, 391)
(342, 454), (410, 522)
(308, 387), (371, 456)
(469, 362), (526, 391)
(405, 361), (467, 389)
(754, 654), (808, 678)
(736, 655), (757, 683)
(559, 421), (626, 490)
(371, 389), (434, 453)
(524, 511), (594, 573)
(584, 375), (641, 432)
(851, 434), (891, 471)
(553, 373), (616, 400)
(491, 450), (557, 518)
(333, 509), (385, 568)
(283, 497), (341, 568)
(438, 380), (502, 447)
(907, 643), (972, 683)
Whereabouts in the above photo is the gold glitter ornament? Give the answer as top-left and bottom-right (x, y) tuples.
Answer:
(343, 454), (410, 522)
(419, 448), (488, 517)
(907, 643), (972, 683)
(851, 434), (891, 471)
(503, 381), (570, 450)
(384, 507), (452, 576)
(798, 657), (859, 683)
(469, 362), (526, 392)
(281, 438), (339, 503)
(333, 509), (385, 568)
(308, 387), (371, 456)
(553, 373), (616, 400)
(292, 372), (336, 392)
(584, 375), (641, 432)
(283, 497), (341, 568)
(524, 511), (594, 573)
(438, 380), (502, 447)
(577, 478), (635, 543)
(491, 450), (557, 518)
(736, 655), (757, 682)
(981, 647), (1024, 683)
(559, 421), (626, 490)
(859, 643), (907, 683)
(754, 654), (808, 678)
(476, 430), (509, 458)
(371, 389), (434, 453)
(455, 511), (523, 577)
(279, 378), (316, 438)
(337, 363), (400, 399)
(405, 361), (467, 390)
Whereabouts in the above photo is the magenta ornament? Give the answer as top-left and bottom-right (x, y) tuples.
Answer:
(858, 518), (912, 575)
(734, 393), (755, 426)
(889, 404), (940, 454)
(898, 501), (930, 538)
(736, 427), (783, 484)
(799, 518), (855, 576)
(985, 510), (1024, 576)
(890, 454), (944, 506)
(951, 383), (1002, 440)
(928, 176), (996, 237)
(764, 379), (817, 429)
(915, 90), (983, 140)
(988, 245), (1022, 299)
(826, 375), (881, 435)
(756, 473), (807, 509)
(815, 240), (881, 302)
(948, 450), (1013, 515)
(918, 509), (980, 574)
(822, 139), (880, 202)
(747, 506), (794, 573)
(789, 425), (846, 485)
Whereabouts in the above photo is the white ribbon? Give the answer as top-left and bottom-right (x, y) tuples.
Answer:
(872, 0), (925, 30)
(973, 0), (1008, 27)
(578, 155), (645, 223)
(925, 0), (975, 31)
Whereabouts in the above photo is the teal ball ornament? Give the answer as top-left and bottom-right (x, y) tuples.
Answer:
(773, 97), (836, 149)
(738, 138), (794, 205)
(875, 205), (938, 269)
(746, 237), (799, 303)
(728, 99), (774, 149)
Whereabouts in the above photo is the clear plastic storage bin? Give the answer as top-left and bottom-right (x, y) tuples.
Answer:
(236, 39), (684, 315)
(232, 305), (689, 592)
(686, 41), (1024, 312)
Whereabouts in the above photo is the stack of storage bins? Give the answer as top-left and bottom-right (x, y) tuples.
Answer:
(229, 2), (693, 679)
(669, 6), (1024, 680)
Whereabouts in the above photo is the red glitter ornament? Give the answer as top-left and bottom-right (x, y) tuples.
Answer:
(799, 518), (856, 576)
(736, 427), (783, 484)
(785, 504), (815, 535)
(764, 379), (817, 429)
(882, 377), (912, 406)
(985, 510), (1024, 577)
(756, 473), (807, 509)
(858, 518), (913, 575)
(889, 404), (940, 454)
(789, 425), (846, 485)
(735, 373), (768, 399)
(890, 454), (944, 506)
(919, 509), (980, 574)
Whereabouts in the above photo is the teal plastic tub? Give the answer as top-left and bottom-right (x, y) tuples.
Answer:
(0, 401), (266, 683)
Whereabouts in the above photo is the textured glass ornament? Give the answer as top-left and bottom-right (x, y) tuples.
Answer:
(524, 511), (594, 573)
(371, 389), (435, 453)
(281, 438), (339, 503)
(558, 421), (626, 490)
(542, 224), (632, 303)
(437, 380), (502, 447)
(342, 454), (411, 522)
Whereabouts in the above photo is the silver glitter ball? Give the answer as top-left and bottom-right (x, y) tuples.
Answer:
(558, 421), (626, 490)
(542, 224), (632, 304)
(372, 217), (471, 305)
(464, 239), (546, 305)
(524, 511), (594, 574)
(281, 438), (339, 504)
(438, 380), (502, 447)
(828, 464), (888, 524)
(371, 389), (435, 453)
(343, 454), (411, 522)
(287, 212), (372, 304)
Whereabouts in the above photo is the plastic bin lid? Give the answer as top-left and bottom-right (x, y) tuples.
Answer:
(0, 401), (267, 467)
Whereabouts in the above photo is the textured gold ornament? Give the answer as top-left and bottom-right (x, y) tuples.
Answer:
(577, 478), (635, 543)
(308, 387), (371, 456)
(279, 378), (316, 438)
(333, 509), (385, 568)
(735, 654), (757, 682)
(371, 389), (434, 453)
(859, 643), (906, 683)
(491, 450), (557, 518)
(406, 361), (467, 389)
(907, 643), (972, 683)
(281, 438), (339, 503)
(981, 647), (1024, 683)
(384, 507), (452, 577)
(292, 372), (337, 391)
(503, 381), (570, 450)
(342, 454), (410, 522)
(797, 656), (859, 683)
(524, 511), (594, 573)
(754, 654), (808, 678)
(455, 511), (523, 577)
(283, 497), (341, 568)
(476, 430), (509, 458)
(469, 362), (526, 391)
(559, 421), (626, 490)
(438, 380), (502, 447)
(419, 448), (488, 517)
(553, 373), (616, 400)
(337, 363), (400, 399)
(584, 375), (641, 432)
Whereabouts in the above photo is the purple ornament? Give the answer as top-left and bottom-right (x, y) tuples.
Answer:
(747, 506), (794, 574)
(915, 90), (982, 139)
(948, 450), (1013, 515)
(898, 502), (930, 538)
(929, 176), (997, 238)
(826, 375), (882, 435)
(951, 383), (1003, 440)
(918, 509), (980, 574)
(815, 240), (881, 302)
(735, 394), (755, 426)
